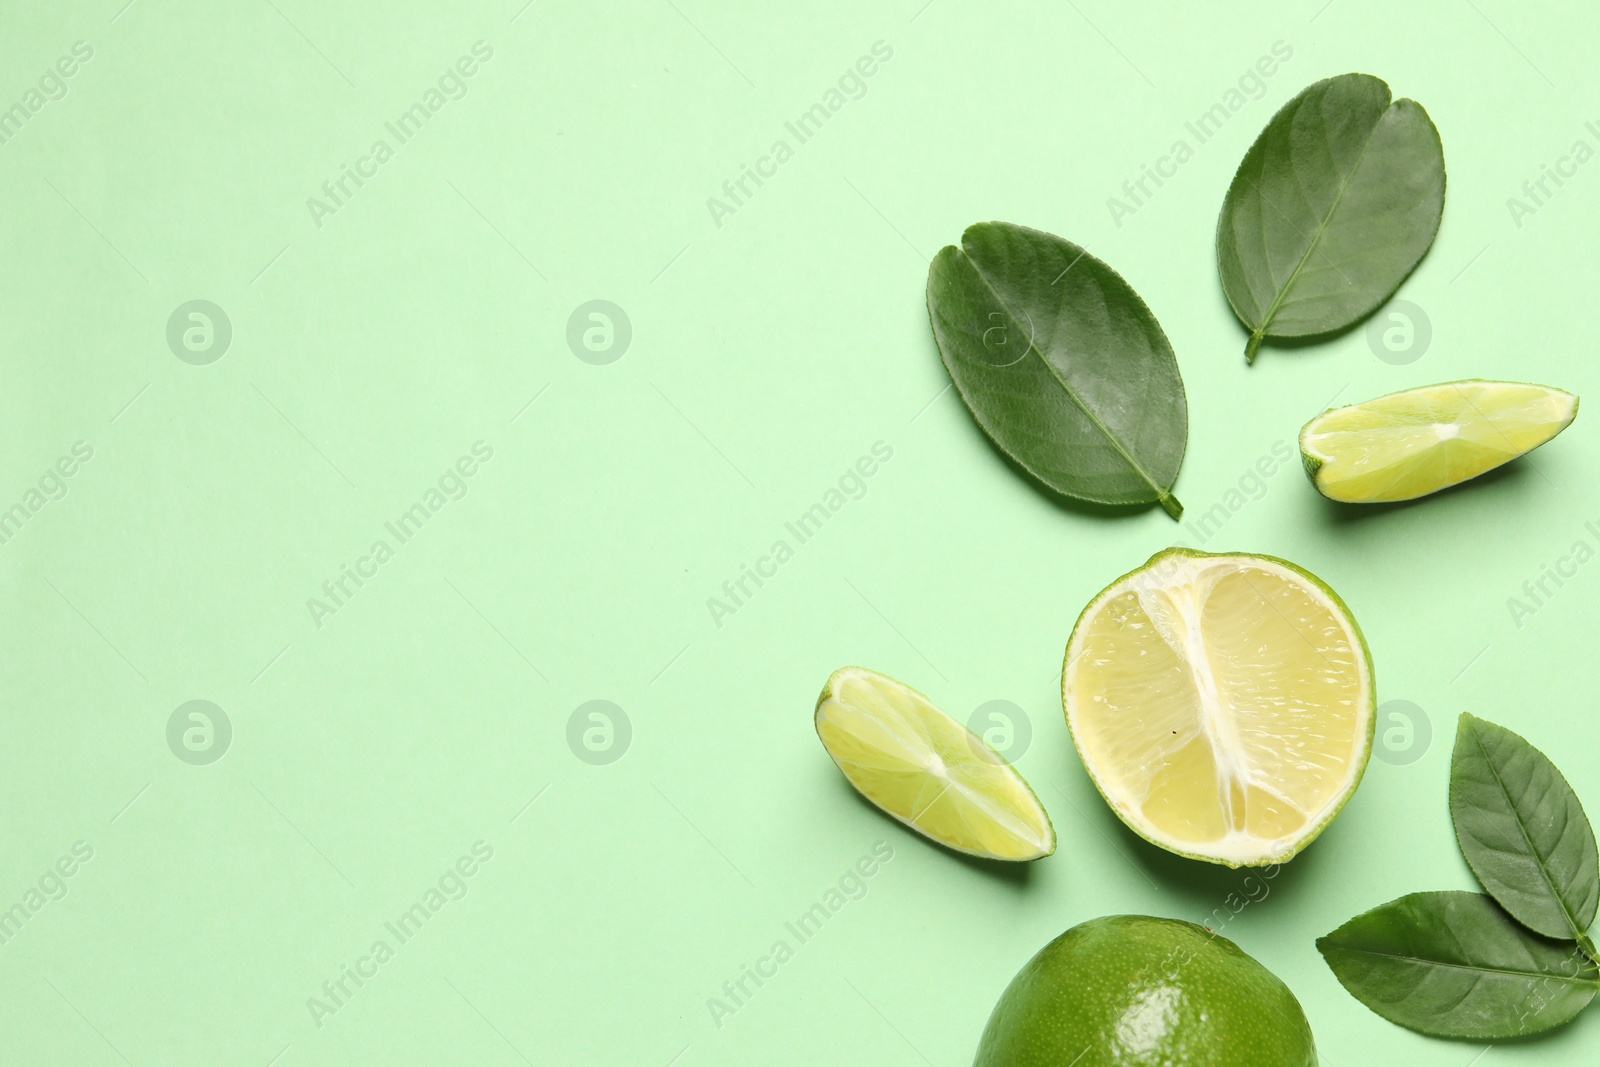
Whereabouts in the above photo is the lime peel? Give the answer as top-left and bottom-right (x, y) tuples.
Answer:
(975, 915), (1318, 1066)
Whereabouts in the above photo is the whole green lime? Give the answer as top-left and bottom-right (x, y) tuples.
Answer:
(974, 916), (1317, 1066)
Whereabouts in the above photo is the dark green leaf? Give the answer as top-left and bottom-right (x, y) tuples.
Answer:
(1318, 891), (1598, 1039)
(1217, 73), (1445, 362)
(1451, 713), (1600, 941)
(926, 222), (1187, 518)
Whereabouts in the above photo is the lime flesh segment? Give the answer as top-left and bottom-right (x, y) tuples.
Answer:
(1301, 379), (1577, 503)
(1063, 549), (1373, 868)
(816, 667), (1054, 861)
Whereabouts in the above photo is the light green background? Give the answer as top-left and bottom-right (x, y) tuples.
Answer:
(1, 0), (1596, 1063)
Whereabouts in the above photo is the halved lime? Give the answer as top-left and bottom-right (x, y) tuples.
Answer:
(1300, 379), (1577, 503)
(815, 666), (1054, 861)
(1063, 549), (1374, 868)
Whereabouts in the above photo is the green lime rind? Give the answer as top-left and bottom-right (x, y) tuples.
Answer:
(1061, 547), (1376, 869)
(1298, 378), (1579, 502)
(816, 666), (1056, 861)
(976, 914), (1318, 1066)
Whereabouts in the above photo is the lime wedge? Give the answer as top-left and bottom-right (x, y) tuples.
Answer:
(815, 666), (1054, 861)
(1063, 549), (1374, 868)
(1300, 379), (1577, 503)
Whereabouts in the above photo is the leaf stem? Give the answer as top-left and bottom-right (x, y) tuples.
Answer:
(1580, 934), (1599, 968)
(1244, 332), (1264, 364)
(1158, 493), (1183, 521)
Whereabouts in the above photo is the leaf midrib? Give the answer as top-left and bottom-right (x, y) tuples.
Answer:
(1250, 98), (1386, 337)
(958, 248), (1167, 500)
(1468, 722), (1589, 940)
(1327, 942), (1599, 988)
